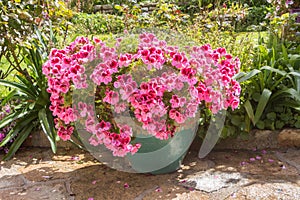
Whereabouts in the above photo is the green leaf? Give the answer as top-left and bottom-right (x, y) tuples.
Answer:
(288, 71), (300, 78)
(294, 120), (300, 128)
(275, 120), (285, 129)
(232, 71), (245, 80)
(236, 69), (261, 83)
(254, 88), (272, 125)
(33, 26), (47, 53)
(15, 75), (37, 95)
(0, 113), (37, 147)
(1, 90), (17, 106)
(271, 88), (300, 102)
(266, 112), (276, 120)
(282, 44), (288, 60)
(257, 45), (268, 57)
(3, 124), (34, 160)
(260, 66), (287, 76)
(0, 79), (36, 99)
(0, 110), (25, 129)
(244, 100), (255, 125)
(38, 108), (57, 153)
(231, 115), (242, 126)
(256, 120), (265, 129)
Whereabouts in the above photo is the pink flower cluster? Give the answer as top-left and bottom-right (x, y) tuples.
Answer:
(78, 102), (141, 156)
(43, 37), (94, 141)
(43, 33), (241, 157)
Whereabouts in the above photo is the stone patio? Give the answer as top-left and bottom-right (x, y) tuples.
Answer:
(0, 146), (299, 200)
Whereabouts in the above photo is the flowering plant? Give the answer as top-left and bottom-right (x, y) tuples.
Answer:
(43, 32), (241, 157)
(0, 102), (17, 154)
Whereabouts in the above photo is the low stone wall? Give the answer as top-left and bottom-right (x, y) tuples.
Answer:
(24, 128), (300, 150)
(23, 129), (74, 149)
(93, 3), (157, 14)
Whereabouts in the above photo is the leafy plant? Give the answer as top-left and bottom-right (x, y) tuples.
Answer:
(0, 33), (58, 160)
(235, 34), (300, 131)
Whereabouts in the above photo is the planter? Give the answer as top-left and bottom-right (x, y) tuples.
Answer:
(127, 120), (198, 174)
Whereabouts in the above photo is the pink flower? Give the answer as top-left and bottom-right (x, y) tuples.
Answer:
(169, 109), (186, 124)
(170, 95), (186, 108)
(170, 52), (188, 69)
(103, 90), (119, 105)
(119, 53), (132, 67)
(57, 125), (74, 141)
(89, 137), (99, 146)
(114, 102), (127, 113)
(185, 101), (198, 117)
(95, 120), (111, 132)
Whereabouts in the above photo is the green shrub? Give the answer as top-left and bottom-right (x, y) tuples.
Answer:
(238, 5), (270, 31)
(72, 12), (125, 34)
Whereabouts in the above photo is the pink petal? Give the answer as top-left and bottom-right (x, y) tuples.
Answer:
(71, 156), (80, 161)
(240, 161), (248, 166)
(268, 159), (274, 163)
(124, 183), (130, 188)
(256, 156), (262, 160)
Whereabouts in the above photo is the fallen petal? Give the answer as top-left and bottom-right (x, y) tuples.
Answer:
(155, 187), (162, 192)
(240, 161), (248, 166)
(71, 156), (80, 161)
(256, 156), (262, 160)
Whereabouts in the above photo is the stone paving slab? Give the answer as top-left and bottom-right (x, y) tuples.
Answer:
(227, 182), (300, 200)
(276, 148), (300, 173)
(180, 170), (249, 193)
(0, 182), (69, 200)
